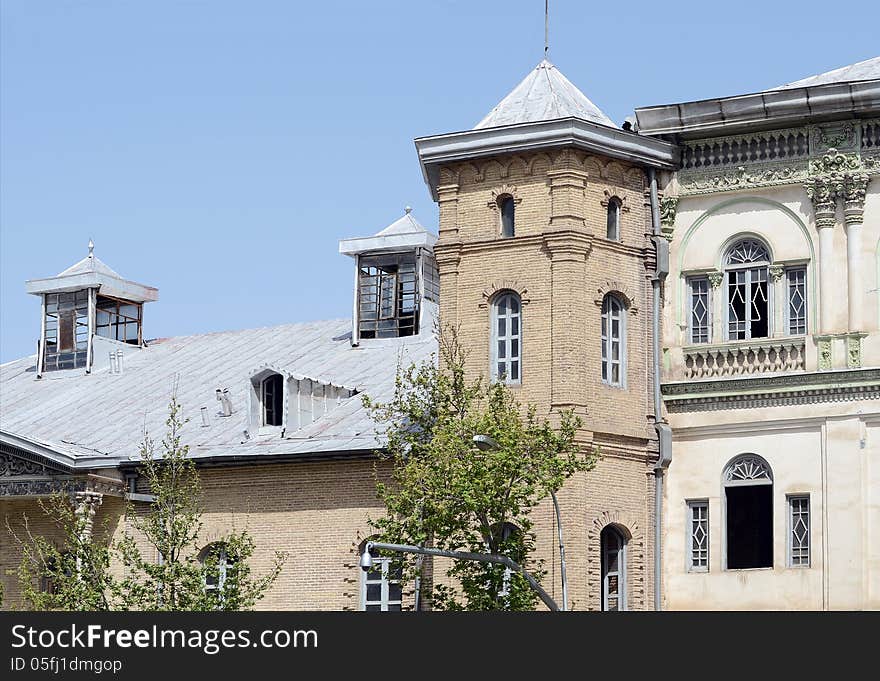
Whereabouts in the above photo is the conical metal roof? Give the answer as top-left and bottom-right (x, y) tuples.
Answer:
(474, 59), (615, 130)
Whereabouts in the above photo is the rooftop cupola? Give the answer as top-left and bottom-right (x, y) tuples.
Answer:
(25, 240), (158, 376)
(339, 207), (438, 345)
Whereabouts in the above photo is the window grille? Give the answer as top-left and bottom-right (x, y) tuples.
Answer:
(786, 268), (807, 336)
(725, 239), (771, 341)
(788, 495), (810, 567)
(688, 501), (709, 571)
(689, 277), (710, 344)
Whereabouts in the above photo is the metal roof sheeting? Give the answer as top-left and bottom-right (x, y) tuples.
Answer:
(1, 314), (437, 468)
(770, 56), (880, 91)
(474, 60), (616, 130)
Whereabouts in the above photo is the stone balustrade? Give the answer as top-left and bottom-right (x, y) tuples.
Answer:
(682, 339), (806, 379)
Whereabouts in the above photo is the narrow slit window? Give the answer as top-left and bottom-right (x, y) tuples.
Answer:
(601, 294), (626, 387)
(788, 495), (810, 567)
(262, 374), (283, 427)
(499, 195), (515, 238)
(688, 501), (709, 571)
(606, 197), (621, 241)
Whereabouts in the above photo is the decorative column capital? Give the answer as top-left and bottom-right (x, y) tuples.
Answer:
(804, 176), (840, 228)
(843, 173), (869, 226)
(768, 264), (785, 282)
(659, 196), (678, 242)
(707, 270), (723, 288)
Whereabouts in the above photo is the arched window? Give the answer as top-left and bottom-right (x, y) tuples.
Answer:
(601, 525), (627, 611)
(491, 292), (521, 384)
(498, 195), (515, 238)
(724, 238), (771, 340)
(606, 196), (621, 241)
(261, 373), (283, 426)
(601, 294), (626, 387)
(199, 542), (235, 598)
(723, 454), (773, 569)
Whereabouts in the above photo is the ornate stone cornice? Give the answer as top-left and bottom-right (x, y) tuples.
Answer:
(662, 368), (880, 412)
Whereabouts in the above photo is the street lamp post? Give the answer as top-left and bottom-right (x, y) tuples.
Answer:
(472, 434), (569, 612)
(360, 540), (559, 612)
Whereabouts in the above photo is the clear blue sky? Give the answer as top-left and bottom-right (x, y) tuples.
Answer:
(2, 0), (877, 362)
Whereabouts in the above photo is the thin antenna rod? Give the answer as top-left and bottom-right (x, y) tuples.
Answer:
(544, 0), (549, 59)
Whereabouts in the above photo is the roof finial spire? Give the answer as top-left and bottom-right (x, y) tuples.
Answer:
(88, 238), (94, 257)
(404, 205), (412, 214)
(544, 0), (550, 60)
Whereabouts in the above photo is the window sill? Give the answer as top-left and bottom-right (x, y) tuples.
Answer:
(723, 566), (774, 572)
(256, 425), (284, 437)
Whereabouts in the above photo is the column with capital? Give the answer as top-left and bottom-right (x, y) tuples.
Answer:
(843, 172), (868, 332)
(805, 176), (839, 335)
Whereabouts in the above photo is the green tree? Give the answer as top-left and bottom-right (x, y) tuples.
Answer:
(364, 328), (596, 610)
(115, 396), (285, 610)
(9, 491), (114, 611)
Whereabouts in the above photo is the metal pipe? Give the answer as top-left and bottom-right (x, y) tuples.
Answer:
(550, 490), (568, 611)
(364, 541), (559, 611)
(648, 167), (670, 612)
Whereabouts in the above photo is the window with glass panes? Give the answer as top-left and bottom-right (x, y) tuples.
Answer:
(689, 277), (711, 344)
(601, 294), (626, 387)
(688, 501), (709, 571)
(788, 495), (810, 567)
(43, 290), (90, 371)
(724, 239), (770, 340)
(491, 292), (521, 384)
(95, 295), (142, 345)
(361, 557), (402, 611)
(358, 253), (419, 338)
(786, 267), (807, 335)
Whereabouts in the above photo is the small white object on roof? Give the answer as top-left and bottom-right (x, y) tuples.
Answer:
(769, 56), (880, 91)
(474, 59), (615, 130)
(339, 207), (437, 257)
(25, 240), (159, 303)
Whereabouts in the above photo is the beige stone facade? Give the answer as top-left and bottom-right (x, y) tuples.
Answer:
(429, 148), (661, 610)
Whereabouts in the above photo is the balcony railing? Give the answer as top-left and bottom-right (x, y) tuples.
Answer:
(682, 338), (806, 379)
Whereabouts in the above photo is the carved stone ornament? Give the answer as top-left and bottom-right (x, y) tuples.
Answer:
(0, 452), (51, 477)
(707, 271), (724, 288)
(680, 162), (809, 196)
(844, 173), (869, 225)
(810, 122), (858, 154)
(659, 196), (678, 241)
(768, 264), (785, 282)
(847, 335), (862, 369)
(818, 339), (833, 371)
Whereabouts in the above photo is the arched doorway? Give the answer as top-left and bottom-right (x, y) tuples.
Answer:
(601, 525), (627, 611)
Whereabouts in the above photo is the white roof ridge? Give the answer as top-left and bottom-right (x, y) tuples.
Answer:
(769, 55), (880, 90)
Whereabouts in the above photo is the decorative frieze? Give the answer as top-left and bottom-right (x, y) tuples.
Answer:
(677, 120), (879, 197)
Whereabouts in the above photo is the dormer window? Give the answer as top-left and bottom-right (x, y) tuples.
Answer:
(499, 195), (515, 238)
(358, 253), (419, 338)
(96, 295), (142, 344)
(43, 290), (90, 371)
(261, 373), (283, 426)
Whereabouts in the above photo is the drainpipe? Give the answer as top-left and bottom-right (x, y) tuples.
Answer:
(648, 168), (672, 611)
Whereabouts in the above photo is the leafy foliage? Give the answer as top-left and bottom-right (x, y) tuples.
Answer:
(11, 396), (284, 611)
(364, 327), (596, 610)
